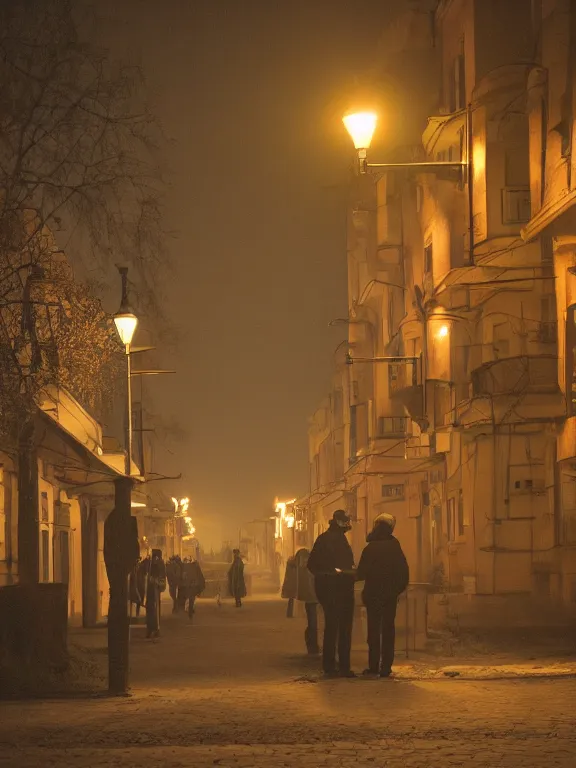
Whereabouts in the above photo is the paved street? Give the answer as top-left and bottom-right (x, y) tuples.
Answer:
(1, 596), (575, 767)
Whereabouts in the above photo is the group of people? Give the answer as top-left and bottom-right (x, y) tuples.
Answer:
(129, 552), (206, 639)
(126, 548), (248, 638)
(283, 509), (409, 678)
(166, 555), (207, 618)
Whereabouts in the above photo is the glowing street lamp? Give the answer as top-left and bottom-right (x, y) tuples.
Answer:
(342, 112), (378, 173)
(113, 268), (138, 349)
(113, 267), (138, 477)
(342, 111), (378, 150)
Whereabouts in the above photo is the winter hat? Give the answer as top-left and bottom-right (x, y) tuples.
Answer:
(373, 512), (396, 532)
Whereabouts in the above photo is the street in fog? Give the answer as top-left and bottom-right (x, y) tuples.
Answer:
(1, 596), (576, 768)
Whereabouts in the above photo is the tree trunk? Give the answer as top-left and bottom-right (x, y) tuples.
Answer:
(17, 420), (39, 585)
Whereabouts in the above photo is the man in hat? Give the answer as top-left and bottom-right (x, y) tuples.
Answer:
(228, 549), (247, 607)
(307, 509), (356, 677)
(356, 512), (409, 678)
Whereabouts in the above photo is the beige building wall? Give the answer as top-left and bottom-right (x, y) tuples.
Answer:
(302, 0), (576, 627)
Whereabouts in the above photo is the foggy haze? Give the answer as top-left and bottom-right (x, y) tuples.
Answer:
(97, 1), (393, 548)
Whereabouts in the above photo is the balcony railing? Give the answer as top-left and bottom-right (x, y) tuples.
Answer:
(471, 355), (558, 397)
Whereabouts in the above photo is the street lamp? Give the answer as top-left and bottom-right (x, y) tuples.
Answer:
(342, 109), (470, 173)
(342, 106), (474, 261)
(342, 107), (474, 426)
(114, 266), (138, 476)
(342, 112), (378, 172)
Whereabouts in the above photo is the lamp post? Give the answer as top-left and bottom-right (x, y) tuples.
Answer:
(113, 266), (138, 477)
(342, 109), (474, 424)
(104, 266), (139, 695)
(342, 108), (474, 262)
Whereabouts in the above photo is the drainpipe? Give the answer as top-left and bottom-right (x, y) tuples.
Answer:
(421, 313), (428, 425)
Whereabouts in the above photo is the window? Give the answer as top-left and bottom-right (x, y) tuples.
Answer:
(41, 491), (49, 522)
(502, 187), (531, 225)
(540, 96), (548, 204)
(448, 492), (465, 541)
(539, 295), (556, 343)
(430, 468), (444, 484)
(457, 491), (465, 537)
(432, 505), (443, 553)
(388, 291), (395, 338)
(493, 322), (509, 359)
(382, 484), (405, 500)
(559, 88), (573, 160)
(424, 243), (433, 276)
(349, 404), (357, 460)
(377, 417), (408, 437)
(41, 530), (50, 582)
(512, 477), (545, 493)
(449, 42), (466, 112)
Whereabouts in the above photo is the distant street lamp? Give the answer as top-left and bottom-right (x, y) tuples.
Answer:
(114, 266), (138, 477)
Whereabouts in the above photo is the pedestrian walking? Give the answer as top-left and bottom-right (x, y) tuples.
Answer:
(295, 548), (320, 655)
(166, 555), (182, 613)
(129, 557), (143, 618)
(281, 549), (319, 653)
(180, 558), (206, 619)
(307, 509), (356, 677)
(281, 554), (297, 618)
(356, 512), (409, 678)
(228, 549), (247, 607)
(146, 549), (167, 638)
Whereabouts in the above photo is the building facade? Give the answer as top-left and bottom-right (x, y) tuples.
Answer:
(301, 0), (576, 628)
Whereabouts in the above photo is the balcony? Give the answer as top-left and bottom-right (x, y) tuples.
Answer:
(389, 361), (423, 422)
(405, 430), (451, 460)
(471, 355), (558, 398)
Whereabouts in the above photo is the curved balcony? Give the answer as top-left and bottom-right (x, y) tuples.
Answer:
(471, 355), (558, 397)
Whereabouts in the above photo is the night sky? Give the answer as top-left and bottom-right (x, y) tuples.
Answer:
(98, 1), (393, 549)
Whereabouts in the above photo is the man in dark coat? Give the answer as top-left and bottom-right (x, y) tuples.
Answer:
(228, 549), (247, 607)
(356, 512), (409, 678)
(180, 559), (206, 619)
(307, 510), (356, 677)
(145, 549), (167, 638)
(166, 555), (183, 613)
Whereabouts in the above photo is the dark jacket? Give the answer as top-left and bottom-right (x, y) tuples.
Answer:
(228, 556), (247, 598)
(307, 522), (355, 601)
(356, 525), (409, 605)
(181, 561), (206, 597)
(281, 557), (297, 600)
(282, 549), (317, 603)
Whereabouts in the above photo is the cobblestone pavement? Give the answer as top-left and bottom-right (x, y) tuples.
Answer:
(1, 597), (575, 766)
